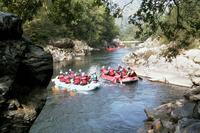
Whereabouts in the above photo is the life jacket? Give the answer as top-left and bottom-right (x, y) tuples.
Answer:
(58, 75), (65, 82)
(86, 75), (91, 82)
(69, 71), (75, 78)
(121, 70), (127, 77)
(109, 69), (115, 76)
(81, 76), (88, 85)
(122, 68), (127, 73)
(74, 76), (81, 85)
(101, 68), (107, 74)
(64, 75), (71, 84)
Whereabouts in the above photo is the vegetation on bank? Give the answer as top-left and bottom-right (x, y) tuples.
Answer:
(0, 0), (119, 47)
(128, 0), (200, 58)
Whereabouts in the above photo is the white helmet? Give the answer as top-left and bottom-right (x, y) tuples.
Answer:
(60, 70), (63, 74)
(102, 66), (105, 68)
(65, 72), (68, 75)
(82, 72), (85, 76)
(69, 69), (72, 72)
(79, 69), (82, 73)
(108, 66), (111, 70)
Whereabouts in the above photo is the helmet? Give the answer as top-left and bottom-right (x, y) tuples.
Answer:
(120, 68), (123, 71)
(108, 66), (111, 70)
(65, 72), (68, 75)
(82, 72), (85, 76)
(69, 69), (72, 72)
(102, 66), (105, 69)
(79, 69), (82, 73)
(74, 73), (77, 76)
(60, 70), (63, 74)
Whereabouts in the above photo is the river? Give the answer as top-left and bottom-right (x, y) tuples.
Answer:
(30, 48), (187, 133)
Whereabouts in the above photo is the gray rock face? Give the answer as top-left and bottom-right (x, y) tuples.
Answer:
(0, 12), (53, 133)
(0, 12), (23, 40)
(145, 87), (200, 133)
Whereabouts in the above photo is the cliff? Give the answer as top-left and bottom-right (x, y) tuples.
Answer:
(0, 12), (53, 132)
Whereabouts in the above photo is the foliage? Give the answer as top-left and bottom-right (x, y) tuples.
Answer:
(119, 25), (138, 41)
(0, 0), (42, 22)
(129, 0), (200, 58)
(0, 0), (119, 47)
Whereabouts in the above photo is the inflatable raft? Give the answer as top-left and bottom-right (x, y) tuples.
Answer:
(52, 77), (100, 91)
(101, 73), (138, 83)
(106, 47), (119, 52)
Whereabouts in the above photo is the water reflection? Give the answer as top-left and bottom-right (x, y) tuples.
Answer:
(30, 48), (187, 133)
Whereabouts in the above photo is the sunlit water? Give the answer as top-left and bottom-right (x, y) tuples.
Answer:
(30, 48), (188, 133)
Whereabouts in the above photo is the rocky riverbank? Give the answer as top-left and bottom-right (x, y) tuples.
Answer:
(44, 38), (95, 62)
(123, 37), (200, 87)
(0, 12), (53, 132)
(145, 86), (200, 133)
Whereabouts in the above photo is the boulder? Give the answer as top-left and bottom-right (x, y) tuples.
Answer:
(49, 38), (74, 49)
(184, 87), (200, 100)
(194, 56), (200, 64)
(0, 12), (23, 40)
(184, 49), (200, 60)
(0, 12), (53, 133)
(175, 118), (200, 133)
(144, 103), (174, 121)
(191, 77), (200, 86)
(171, 102), (196, 120)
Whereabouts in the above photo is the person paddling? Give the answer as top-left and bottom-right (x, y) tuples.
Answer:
(58, 70), (65, 82)
(64, 72), (71, 84)
(73, 73), (81, 85)
(91, 72), (98, 82)
(108, 67), (115, 76)
(80, 72), (88, 85)
(69, 69), (75, 78)
(127, 67), (137, 77)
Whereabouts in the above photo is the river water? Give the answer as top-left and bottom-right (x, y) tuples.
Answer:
(30, 48), (187, 133)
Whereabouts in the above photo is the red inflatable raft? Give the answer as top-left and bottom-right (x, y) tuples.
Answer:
(106, 47), (119, 52)
(101, 73), (138, 83)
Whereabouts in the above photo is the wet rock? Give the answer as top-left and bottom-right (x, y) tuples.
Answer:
(161, 120), (175, 131)
(152, 119), (163, 133)
(175, 118), (200, 133)
(191, 77), (200, 86)
(7, 99), (21, 110)
(171, 102), (195, 120)
(189, 94), (200, 102)
(0, 12), (23, 40)
(194, 56), (200, 64)
(0, 12), (53, 133)
(49, 38), (74, 49)
(184, 87), (200, 100)
(144, 103), (174, 121)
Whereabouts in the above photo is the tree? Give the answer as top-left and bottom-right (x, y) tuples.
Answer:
(0, 0), (42, 22)
(128, 0), (200, 58)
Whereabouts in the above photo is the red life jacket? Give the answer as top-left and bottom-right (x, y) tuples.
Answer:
(74, 76), (81, 85)
(64, 76), (71, 84)
(81, 76), (88, 85)
(69, 71), (75, 78)
(58, 75), (65, 82)
(109, 69), (115, 76)
(122, 68), (127, 73)
(86, 75), (91, 81)
(121, 70), (127, 77)
(101, 68), (107, 73)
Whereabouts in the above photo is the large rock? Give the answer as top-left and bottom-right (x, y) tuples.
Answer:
(0, 12), (23, 40)
(0, 12), (53, 133)
(175, 118), (200, 133)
